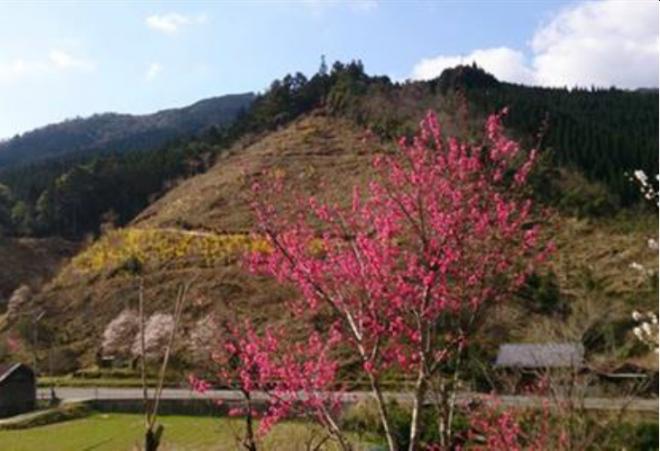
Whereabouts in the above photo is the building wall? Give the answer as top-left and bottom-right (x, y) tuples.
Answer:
(0, 367), (36, 418)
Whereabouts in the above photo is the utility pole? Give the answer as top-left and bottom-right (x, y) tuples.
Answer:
(32, 311), (45, 376)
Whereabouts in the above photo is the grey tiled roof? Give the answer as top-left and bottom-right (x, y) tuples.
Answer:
(495, 343), (584, 368)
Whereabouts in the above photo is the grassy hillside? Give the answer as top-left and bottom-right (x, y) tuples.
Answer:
(13, 109), (656, 381)
(134, 114), (381, 231)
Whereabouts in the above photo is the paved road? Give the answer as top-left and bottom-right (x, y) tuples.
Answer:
(38, 387), (658, 413)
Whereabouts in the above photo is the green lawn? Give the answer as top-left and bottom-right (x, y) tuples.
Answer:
(0, 413), (371, 451)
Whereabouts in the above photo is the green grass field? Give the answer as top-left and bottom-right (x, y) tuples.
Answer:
(0, 413), (370, 451)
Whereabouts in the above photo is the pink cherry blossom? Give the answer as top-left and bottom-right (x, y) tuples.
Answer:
(208, 109), (549, 451)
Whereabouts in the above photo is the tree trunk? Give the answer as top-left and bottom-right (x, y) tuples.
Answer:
(243, 392), (258, 451)
(145, 424), (163, 451)
(368, 372), (398, 451)
(408, 369), (428, 451)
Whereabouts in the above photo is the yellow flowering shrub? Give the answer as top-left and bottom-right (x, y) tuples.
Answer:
(71, 228), (270, 276)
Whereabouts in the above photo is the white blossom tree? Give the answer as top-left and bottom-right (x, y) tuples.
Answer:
(132, 313), (175, 360)
(628, 170), (659, 353)
(102, 309), (139, 358)
(188, 314), (220, 363)
(6, 284), (32, 319)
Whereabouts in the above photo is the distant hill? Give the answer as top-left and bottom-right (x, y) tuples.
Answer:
(0, 93), (255, 168)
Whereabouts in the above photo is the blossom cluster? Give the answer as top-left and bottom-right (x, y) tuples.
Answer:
(102, 309), (139, 358)
(632, 311), (659, 354)
(131, 313), (175, 360)
(627, 169), (659, 353)
(629, 170), (659, 207)
(190, 319), (344, 436)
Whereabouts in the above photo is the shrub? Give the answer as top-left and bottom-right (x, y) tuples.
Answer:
(0, 402), (92, 431)
(600, 421), (659, 451)
(518, 270), (568, 316)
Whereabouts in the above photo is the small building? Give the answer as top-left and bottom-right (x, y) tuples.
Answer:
(496, 343), (585, 370)
(494, 343), (584, 393)
(0, 363), (36, 418)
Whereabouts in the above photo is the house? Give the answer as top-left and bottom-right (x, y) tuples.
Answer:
(0, 363), (36, 418)
(494, 343), (585, 393)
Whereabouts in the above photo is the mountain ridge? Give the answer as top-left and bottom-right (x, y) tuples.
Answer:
(0, 92), (255, 168)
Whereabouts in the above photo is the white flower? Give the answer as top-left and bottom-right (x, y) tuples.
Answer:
(630, 262), (645, 273)
(634, 170), (648, 186)
(631, 310), (659, 354)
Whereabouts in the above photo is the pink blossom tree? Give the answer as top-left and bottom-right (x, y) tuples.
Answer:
(467, 398), (563, 451)
(190, 320), (348, 450)
(245, 109), (549, 451)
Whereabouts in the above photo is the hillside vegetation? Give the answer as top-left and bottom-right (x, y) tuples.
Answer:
(0, 63), (657, 382)
(24, 113), (660, 380)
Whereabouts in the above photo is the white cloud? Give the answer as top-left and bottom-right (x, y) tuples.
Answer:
(530, 0), (658, 88)
(351, 0), (378, 13)
(410, 0), (658, 89)
(412, 47), (533, 84)
(48, 49), (96, 72)
(145, 13), (208, 34)
(144, 62), (163, 82)
(302, 0), (378, 15)
(0, 49), (95, 84)
(0, 59), (49, 82)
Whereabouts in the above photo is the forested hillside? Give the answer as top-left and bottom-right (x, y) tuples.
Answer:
(0, 93), (254, 168)
(0, 64), (657, 240)
(328, 64), (658, 207)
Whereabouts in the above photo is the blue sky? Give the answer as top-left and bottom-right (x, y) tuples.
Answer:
(0, 0), (657, 139)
